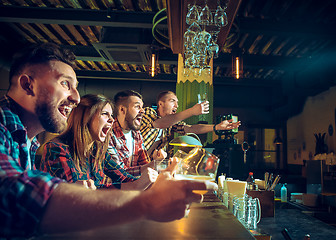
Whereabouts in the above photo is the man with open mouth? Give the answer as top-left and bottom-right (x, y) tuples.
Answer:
(140, 91), (241, 158)
(108, 90), (166, 178)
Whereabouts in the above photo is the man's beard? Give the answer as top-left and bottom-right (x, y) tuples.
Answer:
(35, 91), (67, 133)
(125, 112), (140, 131)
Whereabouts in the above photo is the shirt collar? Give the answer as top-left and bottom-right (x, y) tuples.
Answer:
(0, 95), (26, 133)
(112, 118), (141, 140)
(0, 95), (40, 148)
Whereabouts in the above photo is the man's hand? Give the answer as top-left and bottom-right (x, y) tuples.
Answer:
(137, 167), (159, 190)
(152, 149), (167, 161)
(142, 172), (218, 222)
(215, 119), (241, 131)
(190, 101), (209, 116)
(161, 157), (179, 174)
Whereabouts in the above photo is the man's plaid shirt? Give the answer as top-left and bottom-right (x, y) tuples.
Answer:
(0, 96), (62, 238)
(108, 119), (150, 177)
(140, 107), (186, 158)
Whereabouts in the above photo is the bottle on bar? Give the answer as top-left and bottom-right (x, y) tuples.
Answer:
(281, 183), (288, 202)
(246, 172), (255, 190)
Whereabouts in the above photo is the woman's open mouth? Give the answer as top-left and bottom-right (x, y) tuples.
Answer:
(101, 125), (111, 136)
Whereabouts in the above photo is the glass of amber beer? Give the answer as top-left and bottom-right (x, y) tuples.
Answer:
(174, 147), (220, 195)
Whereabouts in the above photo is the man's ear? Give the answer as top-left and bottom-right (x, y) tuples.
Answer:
(19, 75), (35, 96)
(119, 105), (126, 115)
(116, 105), (126, 117)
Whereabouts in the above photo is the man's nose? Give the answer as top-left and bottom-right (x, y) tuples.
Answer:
(69, 88), (80, 105)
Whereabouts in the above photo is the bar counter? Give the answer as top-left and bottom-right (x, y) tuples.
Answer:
(257, 201), (336, 240)
(36, 193), (256, 240)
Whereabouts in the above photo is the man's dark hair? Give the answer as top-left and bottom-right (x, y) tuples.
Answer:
(9, 43), (76, 86)
(156, 91), (176, 104)
(114, 90), (143, 107)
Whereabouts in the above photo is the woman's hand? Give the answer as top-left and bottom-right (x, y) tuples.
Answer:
(75, 179), (97, 190)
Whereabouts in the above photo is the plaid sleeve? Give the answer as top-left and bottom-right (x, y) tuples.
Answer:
(103, 152), (138, 188)
(124, 165), (142, 177)
(134, 133), (151, 166)
(141, 107), (157, 129)
(140, 107), (159, 151)
(40, 142), (78, 183)
(0, 126), (62, 238)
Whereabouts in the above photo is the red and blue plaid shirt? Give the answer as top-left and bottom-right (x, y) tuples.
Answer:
(0, 96), (62, 238)
(40, 141), (138, 189)
(108, 119), (150, 177)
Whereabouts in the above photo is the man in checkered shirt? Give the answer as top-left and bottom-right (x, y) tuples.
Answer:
(140, 91), (241, 158)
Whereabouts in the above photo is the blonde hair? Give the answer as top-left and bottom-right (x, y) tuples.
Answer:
(58, 94), (113, 173)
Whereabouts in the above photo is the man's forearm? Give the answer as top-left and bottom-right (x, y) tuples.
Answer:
(38, 173), (216, 235)
(184, 124), (213, 134)
(153, 108), (195, 129)
(39, 183), (145, 234)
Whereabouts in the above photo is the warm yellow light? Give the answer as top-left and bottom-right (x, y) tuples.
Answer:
(235, 57), (240, 79)
(151, 53), (155, 77)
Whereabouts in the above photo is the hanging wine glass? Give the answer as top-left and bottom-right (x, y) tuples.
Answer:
(204, 31), (212, 45)
(206, 48), (213, 63)
(209, 30), (220, 43)
(197, 53), (208, 69)
(196, 41), (208, 57)
(188, 22), (202, 33)
(199, 1), (212, 26)
(184, 50), (195, 69)
(186, 2), (200, 25)
(183, 0), (227, 72)
(184, 29), (197, 50)
(214, 5), (228, 27)
(209, 42), (219, 59)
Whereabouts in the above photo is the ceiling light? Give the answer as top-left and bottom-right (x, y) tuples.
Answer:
(232, 50), (243, 79)
(274, 136), (283, 145)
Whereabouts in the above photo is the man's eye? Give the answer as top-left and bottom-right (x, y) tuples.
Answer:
(61, 81), (70, 89)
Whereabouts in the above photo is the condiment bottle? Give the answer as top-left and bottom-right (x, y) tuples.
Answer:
(246, 172), (255, 190)
(281, 184), (288, 202)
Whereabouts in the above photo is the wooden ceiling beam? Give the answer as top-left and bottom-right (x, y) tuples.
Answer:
(68, 45), (314, 69)
(0, 5), (154, 28)
(75, 69), (280, 87)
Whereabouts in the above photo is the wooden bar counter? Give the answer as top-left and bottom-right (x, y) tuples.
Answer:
(36, 193), (256, 240)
